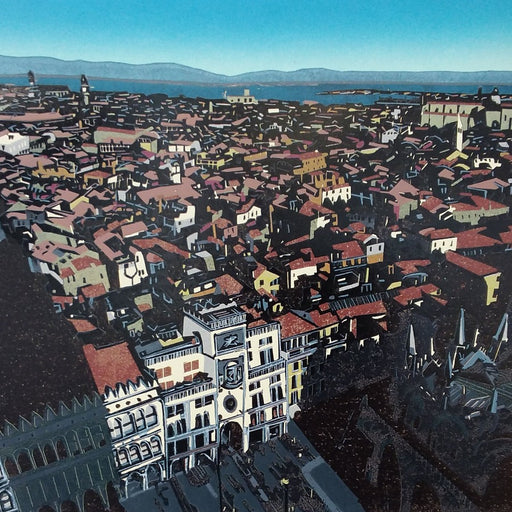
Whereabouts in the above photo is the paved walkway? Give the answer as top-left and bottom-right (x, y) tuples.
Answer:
(122, 421), (365, 512)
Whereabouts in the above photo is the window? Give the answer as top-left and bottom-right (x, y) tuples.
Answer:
(184, 362), (191, 372)
(44, 444), (57, 464)
(176, 439), (188, 454)
(32, 447), (45, 468)
(122, 414), (135, 436)
(134, 409), (146, 431)
(141, 441), (151, 459)
(164, 366), (172, 377)
(192, 360), (199, 370)
(129, 445), (141, 463)
(146, 405), (158, 426)
(17, 452), (33, 473)
(0, 491), (14, 512)
(66, 431), (81, 456)
(118, 449), (129, 466)
(204, 412), (210, 427)
(78, 428), (94, 452)
(195, 414), (202, 429)
(4, 458), (18, 478)
(150, 437), (161, 454)
(109, 418), (123, 440)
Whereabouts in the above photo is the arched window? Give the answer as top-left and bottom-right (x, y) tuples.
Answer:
(66, 431), (81, 456)
(44, 444), (57, 464)
(4, 457), (19, 477)
(145, 405), (158, 427)
(56, 439), (68, 460)
(203, 412), (210, 427)
(129, 445), (141, 463)
(89, 425), (106, 448)
(108, 418), (123, 440)
(195, 414), (202, 429)
(118, 449), (129, 466)
(134, 409), (146, 431)
(17, 451), (33, 473)
(0, 491), (14, 512)
(122, 414), (135, 436)
(167, 424), (174, 437)
(78, 428), (93, 452)
(150, 437), (161, 454)
(33, 447), (45, 468)
(140, 442), (151, 459)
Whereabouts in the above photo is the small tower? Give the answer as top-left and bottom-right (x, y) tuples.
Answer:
(455, 113), (463, 152)
(80, 74), (90, 106)
(27, 70), (35, 87)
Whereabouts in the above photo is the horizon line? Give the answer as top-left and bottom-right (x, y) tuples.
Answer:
(1, 55), (512, 77)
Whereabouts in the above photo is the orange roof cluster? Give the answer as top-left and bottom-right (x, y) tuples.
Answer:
(83, 342), (142, 394)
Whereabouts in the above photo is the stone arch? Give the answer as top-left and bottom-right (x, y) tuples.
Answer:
(106, 481), (123, 512)
(60, 501), (79, 512)
(66, 431), (81, 456)
(146, 464), (161, 486)
(4, 456), (19, 477)
(83, 489), (105, 512)
(43, 443), (58, 464)
(17, 450), (33, 472)
(33, 446), (45, 468)
(221, 421), (243, 450)
(77, 427), (94, 452)
(124, 471), (144, 498)
(55, 438), (69, 460)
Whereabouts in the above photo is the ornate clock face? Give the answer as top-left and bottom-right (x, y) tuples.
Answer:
(223, 395), (237, 413)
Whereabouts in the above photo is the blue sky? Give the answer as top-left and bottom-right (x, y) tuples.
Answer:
(1, 0), (510, 75)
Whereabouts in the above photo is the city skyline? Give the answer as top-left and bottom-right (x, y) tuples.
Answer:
(1, 0), (511, 76)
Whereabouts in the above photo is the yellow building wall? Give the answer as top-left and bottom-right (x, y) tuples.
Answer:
(484, 272), (501, 306)
(287, 360), (303, 403)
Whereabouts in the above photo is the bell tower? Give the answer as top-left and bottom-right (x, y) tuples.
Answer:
(80, 74), (90, 106)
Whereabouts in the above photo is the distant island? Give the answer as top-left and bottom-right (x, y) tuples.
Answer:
(1, 55), (512, 85)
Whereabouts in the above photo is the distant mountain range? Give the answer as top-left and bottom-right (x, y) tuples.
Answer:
(1, 55), (512, 85)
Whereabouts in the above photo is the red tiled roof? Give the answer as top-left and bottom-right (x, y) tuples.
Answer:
(216, 273), (244, 296)
(67, 318), (97, 333)
(83, 342), (141, 393)
(395, 259), (431, 275)
(332, 240), (364, 259)
(278, 312), (316, 339)
(336, 300), (387, 320)
(455, 228), (500, 249)
(445, 251), (498, 276)
(81, 283), (107, 299)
